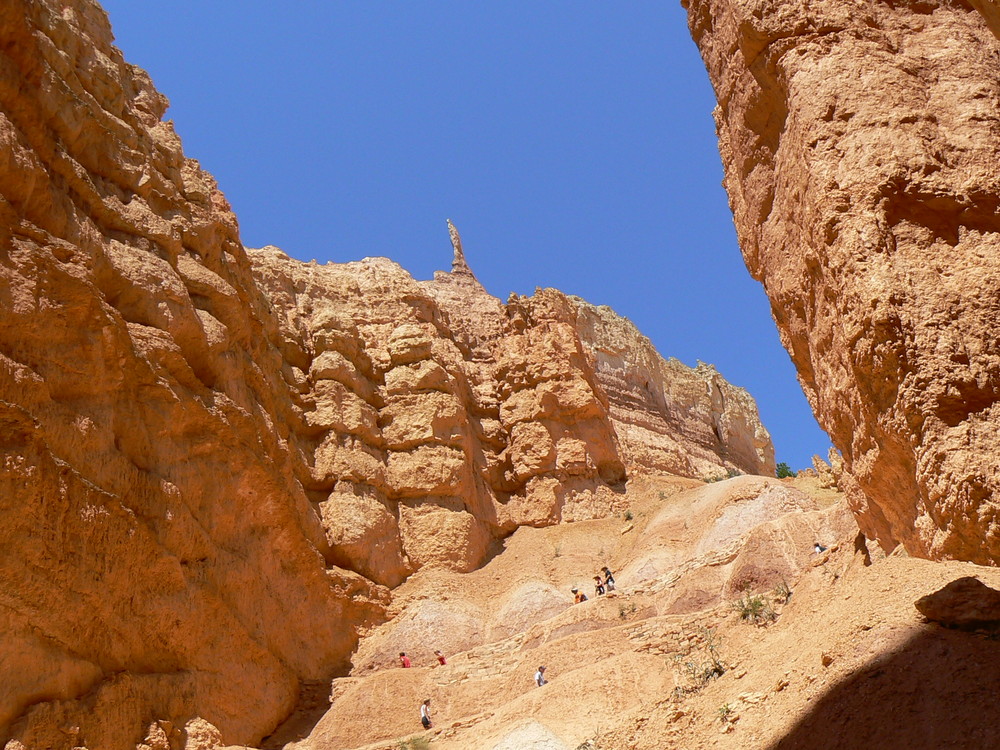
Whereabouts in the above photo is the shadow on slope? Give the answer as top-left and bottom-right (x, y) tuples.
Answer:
(260, 681), (332, 749)
(770, 624), (1000, 750)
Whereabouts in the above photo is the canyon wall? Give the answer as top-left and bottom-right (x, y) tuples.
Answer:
(0, 1), (390, 747)
(0, 1), (774, 747)
(248, 243), (775, 591)
(683, 0), (1000, 562)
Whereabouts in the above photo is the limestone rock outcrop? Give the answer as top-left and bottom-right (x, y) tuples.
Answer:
(683, 0), (1000, 562)
(570, 298), (775, 479)
(0, 2), (386, 747)
(249, 245), (776, 590)
(0, 1), (777, 746)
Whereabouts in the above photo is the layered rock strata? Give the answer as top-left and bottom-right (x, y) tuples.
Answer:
(0, 0), (775, 747)
(0, 2), (385, 747)
(249, 242), (775, 589)
(684, 0), (1000, 561)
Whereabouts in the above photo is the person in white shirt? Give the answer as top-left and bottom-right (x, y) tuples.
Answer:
(420, 698), (432, 729)
(534, 665), (547, 687)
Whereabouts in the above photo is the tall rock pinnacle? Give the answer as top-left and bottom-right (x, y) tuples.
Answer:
(447, 218), (475, 277)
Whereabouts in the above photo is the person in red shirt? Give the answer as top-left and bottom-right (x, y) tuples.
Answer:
(399, 652), (411, 668)
(434, 650), (447, 666)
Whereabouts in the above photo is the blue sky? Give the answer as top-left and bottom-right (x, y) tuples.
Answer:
(100, 1), (831, 471)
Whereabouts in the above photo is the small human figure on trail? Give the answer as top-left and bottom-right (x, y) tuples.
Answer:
(534, 666), (548, 687)
(594, 576), (606, 596)
(572, 588), (588, 604)
(420, 698), (433, 729)
(435, 649), (447, 666)
(602, 566), (616, 592)
(399, 652), (412, 668)
(814, 542), (828, 554)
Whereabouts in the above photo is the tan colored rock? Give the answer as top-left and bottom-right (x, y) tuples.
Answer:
(250, 241), (774, 579)
(571, 299), (776, 479)
(0, 1), (781, 745)
(914, 576), (1000, 627)
(683, 0), (1000, 561)
(181, 719), (222, 750)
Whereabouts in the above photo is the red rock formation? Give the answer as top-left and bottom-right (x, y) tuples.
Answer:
(249, 242), (776, 590)
(0, 1), (776, 746)
(683, 0), (1000, 562)
(0, 2), (385, 747)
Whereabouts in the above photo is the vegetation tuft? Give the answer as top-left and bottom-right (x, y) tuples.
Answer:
(772, 580), (792, 604)
(673, 627), (726, 697)
(733, 592), (777, 624)
(776, 462), (797, 478)
(705, 468), (743, 483)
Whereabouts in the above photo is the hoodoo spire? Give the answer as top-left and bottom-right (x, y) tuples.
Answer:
(447, 218), (474, 277)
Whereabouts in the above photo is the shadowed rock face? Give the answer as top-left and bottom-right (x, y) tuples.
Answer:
(0, 0), (774, 746)
(683, 0), (1000, 562)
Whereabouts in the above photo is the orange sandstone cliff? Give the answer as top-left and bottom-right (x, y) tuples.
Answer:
(683, 0), (1000, 562)
(0, 1), (774, 747)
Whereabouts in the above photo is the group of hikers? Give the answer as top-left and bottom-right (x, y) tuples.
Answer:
(406, 566), (618, 731)
(397, 651), (447, 729)
(571, 566), (616, 603)
(398, 650), (446, 669)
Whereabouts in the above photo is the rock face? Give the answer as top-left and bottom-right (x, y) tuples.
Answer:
(249, 245), (776, 589)
(0, 1), (775, 747)
(914, 576), (1000, 627)
(0, 2), (386, 747)
(683, 0), (1000, 562)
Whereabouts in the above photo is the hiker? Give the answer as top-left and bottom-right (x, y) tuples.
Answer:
(534, 665), (547, 687)
(814, 542), (827, 554)
(594, 575), (606, 596)
(420, 698), (432, 729)
(434, 649), (447, 666)
(399, 652), (412, 668)
(572, 587), (588, 604)
(602, 566), (616, 592)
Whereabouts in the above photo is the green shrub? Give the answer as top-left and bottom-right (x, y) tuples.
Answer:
(733, 592), (776, 624)
(673, 627), (726, 695)
(776, 462), (797, 478)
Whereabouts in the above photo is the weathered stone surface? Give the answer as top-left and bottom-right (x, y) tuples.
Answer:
(684, 0), (1000, 561)
(915, 577), (1000, 627)
(0, 3), (387, 747)
(250, 244), (775, 579)
(0, 1), (779, 746)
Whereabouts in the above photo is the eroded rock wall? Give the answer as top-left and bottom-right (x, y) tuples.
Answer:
(249, 247), (775, 592)
(570, 297), (775, 479)
(0, 1), (777, 746)
(0, 2), (386, 747)
(683, 0), (1000, 560)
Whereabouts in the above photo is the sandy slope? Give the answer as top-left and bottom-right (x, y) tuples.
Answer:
(260, 473), (906, 749)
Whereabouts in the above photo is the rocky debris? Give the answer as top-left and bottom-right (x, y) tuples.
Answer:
(682, 0), (1000, 563)
(914, 576), (1000, 627)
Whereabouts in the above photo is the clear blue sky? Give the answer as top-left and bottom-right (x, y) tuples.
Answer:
(99, 1), (831, 471)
